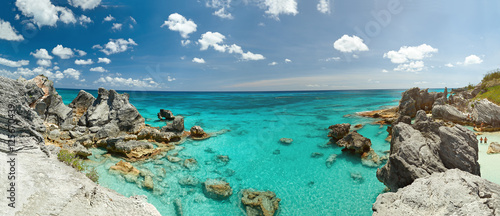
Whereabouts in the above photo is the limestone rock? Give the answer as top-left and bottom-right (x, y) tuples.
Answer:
(325, 154), (337, 168)
(241, 189), (281, 216)
(190, 126), (210, 140)
(336, 131), (371, 154)
(373, 169), (500, 216)
(279, 138), (293, 145)
(143, 175), (154, 190)
(202, 178), (232, 200)
(178, 175), (199, 187)
(328, 123), (351, 140)
(432, 104), (468, 124)
(471, 99), (500, 127)
(183, 158), (198, 171)
(487, 142), (500, 154)
(398, 87), (442, 117)
(110, 160), (140, 176)
(157, 109), (174, 120)
(68, 90), (95, 122)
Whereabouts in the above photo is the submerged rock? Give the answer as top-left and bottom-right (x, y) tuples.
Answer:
(310, 152), (324, 158)
(174, 198), (183, 216)
(241, 189), (281, 216)
(325, 154), (337, 168)
(328, 123), (351, 140)
(279, 138), (293, 145)
(178, 175), (199, 187)
(110, 160), (140, 176)
(202, 178), (233, 200)
(183, 158), (198, 171)
(336, 131), (371, 154)
(487, 142), (500, 154)
(157, 109), (175, 120)
(373, 169), (500, 216)
(190, 126), (210, 140)
(143, 175), (154, 190)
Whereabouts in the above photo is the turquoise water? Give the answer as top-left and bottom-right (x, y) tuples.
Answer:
(58, 89), (405, 215)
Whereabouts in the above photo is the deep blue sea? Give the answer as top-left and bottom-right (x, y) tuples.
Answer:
(58, 89), (408, 216)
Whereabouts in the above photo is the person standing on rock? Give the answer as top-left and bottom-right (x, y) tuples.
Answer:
(480, 137), (483, 143)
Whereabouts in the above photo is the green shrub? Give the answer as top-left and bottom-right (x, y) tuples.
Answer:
(57, 149), (99, 183)
(482, 69), (500, 83)
(474, 85), (500, 105)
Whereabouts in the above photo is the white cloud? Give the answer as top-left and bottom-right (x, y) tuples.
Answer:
(0, 57), (29, 67)
(161, 13), (197, 39)
(414, 81), (429, 85)
(52, 45), (75, 59)
(269, 61), (278, 66)
(317, 0), (331, 14)
(103, 15), (114, 22)
(383, 44), (438, 64)
(206, 0), (233, 19)
(333, 35), (369, 53)
(68, 0), (102, 10)
(181, 40), (191, 46)
(352, 54), (359, 59)
(262, 0), (298, 19)
(444, 63), (454, 68)
(213, 7), (234, 19)
(285, 59), (292, 63)
(37, 59), (52, 67)
(394, 60), (425, 73)
(463, 55), (483, 65)
(325, 57), (341, 62)
(31, 49), (53, 59)
(75, 59), (93, 65)
(75, 49), (87, 56)
(95, 76), (159, 88)
(198, 31), (265, 61)
(167, 76), (176, 82)
(90, 66), (108, 72)
(53, 66), (60, 70)
(15, 14), (20, 20)
(130, 16), (137, 24)
(98, 57), (111, 64)
(0, 19), (24, 41)
(97, 38), (137, 55)
(112, 23), (122, 31)
(382, 69), (388, 73)
(63, 68), (80, 79)
(78, 15), (92, 26)
(16, 0), (77, 27)
(192, 57), (206, 64)
(241, 51), (265, 61)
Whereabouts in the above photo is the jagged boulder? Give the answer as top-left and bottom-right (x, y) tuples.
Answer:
(241, 189), (281, 216)
(78, 88), (145, 134)
(68, 90), (95, 121)
(432, 104), (468, 123)
(471, 99), (500, 128)
(373, 169), (500, 215)
(202, 178), (232, 200)
(336, 131), (371, 154)
(190, 126), (210, 140)
(487, 142), (500, 154)
(157, 109), (174, 120)
(377, 111), (480, 191)
(328, 123), (351, 140)
(398, 87), (442, 117)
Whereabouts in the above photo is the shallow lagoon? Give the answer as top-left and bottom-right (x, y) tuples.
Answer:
(59, 89), (406, 215)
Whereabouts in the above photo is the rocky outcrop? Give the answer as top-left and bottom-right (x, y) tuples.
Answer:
(0, 76), (160, 216)
(398, 87), (443, 117)
(190, 126), (210, 140)
(240, 189), (281, 216)
(105, 139), (162, 161)
(202, 179), (232, 200)
(78, 88), (145, 134)
(377, 111), (480, 191)
(68, 90), (95, 122)
(157, 109), (174, 120)
(471, 99), (500, 128)
(161, 116), (184, 133)
(373, 169), (500, 215)
(325, 154), (337, 168)
(110, 160), (140, 176)
(328, 123), (351, 140)
(279, 138), (293, 145)
(487, 142), (500, 154)
(431, 104), (468, 124)
(336, 131), (371, 154)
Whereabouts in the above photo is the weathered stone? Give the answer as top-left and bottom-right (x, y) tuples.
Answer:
(336, 131), (371, 154)
(143, 175), (154, 190)
(68, 90), (95, 123)
(110, 160), (140, 176)
(310, 152), (324, 158)
(471, 99), (500, 127)
(202, 178), (232, 200)
(398, 87), (442, 117)
(432, 104), (468, 123)
(241, 189), (281, 216)
(183, 158), (198, 171)
(178, 175), (199, 187)
(157, 109), (174, 120)
(487, 142), (500, 154)
(279, 138), (293, 145)
(325, 154), (337, 168)
(161, 116), (184, 133)
(328, 123), (351, 140)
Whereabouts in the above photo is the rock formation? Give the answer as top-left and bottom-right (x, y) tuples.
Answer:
(67, 90), (95, 124)
(240, 189), (281, 216)
(471, 99), (500, 129)
(431, 104), (468, 124)
(373, 169), (500, 215)
(487, 142), (500, 154)
(377, 110), (480, 191)
(279, 138), (293, 145)
(110, 160), (140, 176)
(336, 131), (371, 154)
(157, 109), (175, 120)
(328, 123), (351, 140)
(190, 126), (210, 140)
(398, 87), (443, 117)
(161, 116), (184, 133)
(202, 178), (232, 200)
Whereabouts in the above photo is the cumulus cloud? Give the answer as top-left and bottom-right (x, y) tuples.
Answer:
(95, 76), (159, 88)
(317, 0), (331, 14)
(103, 15), (115, 22)
(285, 59), (292, 63)
(333, 35), (369, 53)
(31, 49), (53, 59)
(52, 45), (75, 59)
(206, 0), (233, 19)
(75, 49), (87, 56)
(444, 63), (454, 68)
(68, 0), (102, 10)
(15, 0), (78, 27)
(98, 57), (111, 64)
(324, 57), (341, 62)
(78, 15), (92, 26)
(111, 23), (122, 31)
(0, 67), (37, 79)
(198, 31), (265, 61)
(192, 58), (206, 64)
(167, 76), (176, 82)
(394, 60), (425, 73)
(95, 38), (137, 55)
(75, 59), (93, 65)
(269, 62), (278, 66)
(161, 13), (197, 38)
(262, 0), (298, 19)
(383, 44), (438, 64)
(63, 68), (80, 79)
(37, 59), (52, 67)
(382, 69), (388, 73)
(181, 40), (191, 46)
(0, 19), (24, 41)
(463, 55), (483, 65)
(90, 66), (108, 72)
(0, 57), (29, 67)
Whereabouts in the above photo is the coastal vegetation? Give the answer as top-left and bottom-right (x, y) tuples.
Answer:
(57, 149), (99, 183)
(472, 69), (500, 105)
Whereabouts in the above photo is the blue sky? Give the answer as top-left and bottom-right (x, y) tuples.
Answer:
(0, 0), (498, 91)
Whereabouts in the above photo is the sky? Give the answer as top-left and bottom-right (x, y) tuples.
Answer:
(0, 0), (499, 91)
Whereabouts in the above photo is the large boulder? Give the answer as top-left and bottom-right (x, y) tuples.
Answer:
(336, 131), (371, 154)
(373, 169), (500, 215)
(471, 99), (500, 128)
(202, 178), (232, 200)
(161, 116), (184, 133)
(487, 142), (500, 154)
(328, 123), (351, 140)
(79, 88), (144, 134)
(432, 104), (468, 123)
(157, 109), (174, 120)
(68, 90), (95, 122)
(398, 87), (443, 117)
(241, 189), (281, 216)
(377, 111), (480, 191)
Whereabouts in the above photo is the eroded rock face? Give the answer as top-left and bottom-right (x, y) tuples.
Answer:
(336, 131), (371, 154)
(241, 189), (281, 216)
(279, 138), (293, 145)
(68, 90), (95, 122)
(79, 88), (145, 134)
(202, 179), (232, 200)
(377, 111), (480, 191)
(190, 126), (210, 140)
(161, 116), (184, 133)
(373, 169), (500, 216)
(157, 109), (174, 120)
(487, 142), (500, 154)
(398, 87), (442, 117)
(471, 99), (500, 128)
(328, 123), (351, 140)
(432, 104), (468, 124)
(110, 160), (140, 176)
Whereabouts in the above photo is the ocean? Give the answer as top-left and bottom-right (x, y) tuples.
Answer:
(58, 89), (406, 215)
